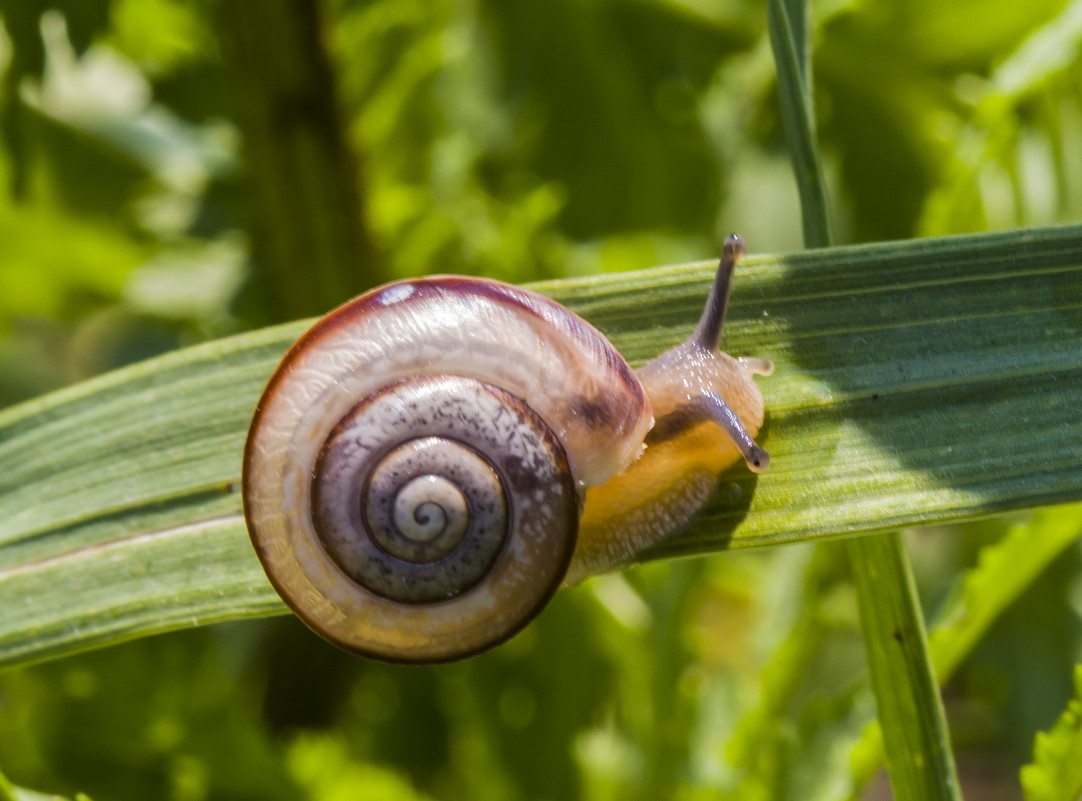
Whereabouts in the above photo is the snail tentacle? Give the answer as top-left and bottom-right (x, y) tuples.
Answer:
(691, 233), (745, 350)
(689, 393), (770, 473)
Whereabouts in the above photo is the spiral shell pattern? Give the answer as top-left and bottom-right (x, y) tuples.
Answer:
(311, 375), (574, 606)
(243, 276), (653, 662)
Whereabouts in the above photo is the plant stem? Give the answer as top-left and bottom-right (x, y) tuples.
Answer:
(849, 533), (964, 800)
(766, 0), (963, 798)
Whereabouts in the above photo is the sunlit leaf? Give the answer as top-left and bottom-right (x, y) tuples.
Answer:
(0, 763), (89, 801)
(929, 506), (1082, 677)
(1020, 665), (1082, 801)
(0, 225), (1080, 668)
(288, 734), (435, 801)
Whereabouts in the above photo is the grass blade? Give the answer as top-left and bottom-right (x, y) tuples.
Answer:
(0, 227), (1081, 668)
(767, 0), (833, 247)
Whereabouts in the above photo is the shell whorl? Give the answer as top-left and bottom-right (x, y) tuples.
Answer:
(243, 276), (653, 662)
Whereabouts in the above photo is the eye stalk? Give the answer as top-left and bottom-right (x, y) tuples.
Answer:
(692, 233), (746, 351)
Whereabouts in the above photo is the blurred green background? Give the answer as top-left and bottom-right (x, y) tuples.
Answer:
(0, 0), (1081, 799)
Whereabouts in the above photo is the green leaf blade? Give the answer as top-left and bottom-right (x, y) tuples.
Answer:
(0, 226), (1081, 669)
(647, 225), (1082, 559)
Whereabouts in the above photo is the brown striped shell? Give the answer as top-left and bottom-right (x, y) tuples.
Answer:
(242, 276), (653, 663)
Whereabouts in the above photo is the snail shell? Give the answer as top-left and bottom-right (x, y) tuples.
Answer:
(243, 277), (653, 663)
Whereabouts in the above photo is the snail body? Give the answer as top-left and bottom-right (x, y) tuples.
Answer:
(572, 336), (772, 583)
(243, 234), (770, 662)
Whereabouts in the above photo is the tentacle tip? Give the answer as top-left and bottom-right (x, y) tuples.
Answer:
(745, 447), (769, 473)
(724, 233), (747, 260)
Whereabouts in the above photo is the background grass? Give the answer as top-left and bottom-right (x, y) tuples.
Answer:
(0, 1), (1081, 799)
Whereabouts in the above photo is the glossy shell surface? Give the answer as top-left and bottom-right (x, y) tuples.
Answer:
(243, 276), (653, 661)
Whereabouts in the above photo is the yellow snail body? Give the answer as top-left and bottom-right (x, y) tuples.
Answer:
(243, 235), (771, 662)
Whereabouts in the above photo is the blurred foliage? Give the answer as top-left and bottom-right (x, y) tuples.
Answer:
(1020, 665), (1082, 801)
(0, 0), (1080, 800)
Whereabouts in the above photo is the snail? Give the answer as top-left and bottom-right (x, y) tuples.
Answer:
(243, 234), (772, 663)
